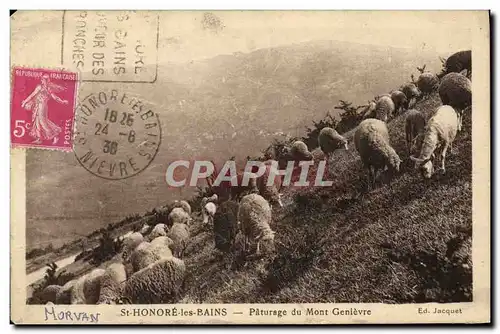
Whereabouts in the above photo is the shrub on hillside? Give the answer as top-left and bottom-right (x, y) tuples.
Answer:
(26, 262), (75, 305)
(335, 100), (365, 134)
(89, 231), (123, 265)
(262, 227), (326, 294)
(301, 112), (338, 151)
(26, 243), (54, 260)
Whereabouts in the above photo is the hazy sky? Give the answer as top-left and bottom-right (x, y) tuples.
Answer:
(11, 10), (479, 66)
(160, 10), (478, 63)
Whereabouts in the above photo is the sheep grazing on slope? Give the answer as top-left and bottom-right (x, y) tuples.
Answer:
(439, 50), (472, 79)
(405, 109), (427, 156)
(410, 105), (459, 179)
(128, 240), (173, 273)
(139, 224), (150, 235)
(122, 232), (144, 260)
(97, 262), (127, 305)
(55, 279), (76, 304)
(438, 72), (471, 132)
(354, 118), (402, 189)
(361, 101), (377, 120)
(318, 127), (348, 160)
(390, 90), (408, 115)
(290, 140), (313, 161)
(238, 193), (276, 255)
(148, 223), (168, 241)
(121, 257), (186, 304)
(374, 95), (395, 123)
(213, 200), (239, 253)
(202, 201), (217, 226)
(171, 200), (192, 215)
(229, 171), (259, 201)
(167, 223), (190, 258)
(71, 268), (106, 304)
(416, 72), (439, 97)
(255, 162), (283, 209)
(150, 235), (175, 248)
(168, 207), (191, 227)
(401, 83), (421, 109)
(39, 284), (61, 304)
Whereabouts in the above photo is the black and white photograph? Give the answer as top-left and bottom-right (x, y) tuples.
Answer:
(9, 10), (490, 325)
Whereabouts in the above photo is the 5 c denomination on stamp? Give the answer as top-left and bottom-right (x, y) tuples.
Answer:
(73, 89), (161, 180)
(10, 67), (79, 151)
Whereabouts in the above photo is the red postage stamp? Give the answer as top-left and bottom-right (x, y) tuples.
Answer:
(10, 67), (79, 151)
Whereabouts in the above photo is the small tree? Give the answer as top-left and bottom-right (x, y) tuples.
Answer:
(90, 230), (122, 265)
(416, 64), (427, 74)
(44, 262), (58, 285)
(335, 100), (365, 134)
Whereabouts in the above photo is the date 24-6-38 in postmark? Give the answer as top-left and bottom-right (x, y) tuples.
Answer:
(10, 67), (78, 151)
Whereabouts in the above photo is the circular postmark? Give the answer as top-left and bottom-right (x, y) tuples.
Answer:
(73, 89), (161, 180)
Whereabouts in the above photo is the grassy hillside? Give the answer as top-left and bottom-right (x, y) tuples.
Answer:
(26, 39), (444, 251)
(27, 92), (473, 305)
(177, 92), (472, 304)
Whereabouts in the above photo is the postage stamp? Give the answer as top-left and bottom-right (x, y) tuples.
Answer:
(10, 67), (79, 151)
(61, 10), (159, 83)
(72, 89), (162, 180)
(10, 10), (490, 325)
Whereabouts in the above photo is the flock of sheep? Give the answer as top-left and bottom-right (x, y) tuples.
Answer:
(35, 50), (472, 305)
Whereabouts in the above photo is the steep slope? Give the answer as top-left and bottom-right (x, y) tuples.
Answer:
(179, 92), (472, 303)
(26, 39), (443, 251)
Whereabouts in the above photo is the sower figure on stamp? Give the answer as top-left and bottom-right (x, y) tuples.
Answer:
(21, 74), (68, 144)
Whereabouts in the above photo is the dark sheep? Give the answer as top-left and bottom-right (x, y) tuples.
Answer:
(213, 200), (239, 253)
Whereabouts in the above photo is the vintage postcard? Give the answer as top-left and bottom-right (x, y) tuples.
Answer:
(10, 10), (490, 324)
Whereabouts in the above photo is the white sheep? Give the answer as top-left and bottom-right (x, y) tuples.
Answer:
(354, 118), (402, 189)
(318, 127), (348, 160)
(374, 95), (395, 122)
(55, 279), (76, 304)
(290, 140), (313, 161)
(128, 240), (173, 273)
(71, 268), (106, 304)
(438, 72), (471, 132)
(410, 105), (458, 178)
(39, 284), (61, 304)
(150, 235), (175, 248)
(201, 193), (218, 208)
(255, 162), (283, 210)
(202, 201), (217, 226)
(139, 224), (150, 235)
(238, 193), (275, 255)
(97, 262), (127, 305)
(171, 200), (192, 215)
(122, 232), (144, 260)
(168, 207), (191, 227)
(417, 72), (439, 97)
(121, 257), (186, 304)
(148, 223), (168, 241)
(361, 101), (377, 120)
(404, 109), (427, 156)
(401, 83), (421, 109)
(390, 90), (408, 114)
(167, 223), (190, 258)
